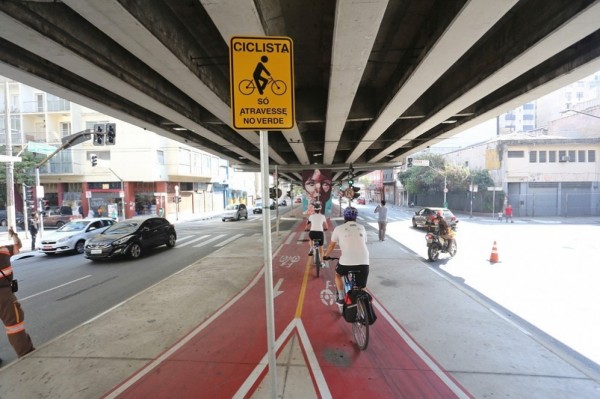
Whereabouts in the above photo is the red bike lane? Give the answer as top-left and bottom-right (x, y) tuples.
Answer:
(104, 222), (472, 398)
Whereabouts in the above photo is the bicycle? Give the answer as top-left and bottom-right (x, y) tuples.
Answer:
(238, 76), (287, 96)
(305, 231), (324, 277)
(324, 257), (370, 350)
(311, 237), (324, 277)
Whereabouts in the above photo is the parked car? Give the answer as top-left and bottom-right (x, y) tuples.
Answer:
(40, 217), (116, 255)
(222, 203), (248, 221)
(42, 207), (82, 228)
(294, 196), (302, 204)
(84, 216), (176, 261)
(253, 200), (275, 214)
(356, 197), (366, 205)
(412, 207), (458, 229)
(278, 199), (287, 206)
(0, 210), (25, 227)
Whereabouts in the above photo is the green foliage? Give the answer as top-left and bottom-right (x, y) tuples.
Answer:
(0, 147), (38, 186)
(397, 153), (494, 194)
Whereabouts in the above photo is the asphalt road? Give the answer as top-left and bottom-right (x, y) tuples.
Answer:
(1, 210), (296, 366)
(355, 203), (600, 368)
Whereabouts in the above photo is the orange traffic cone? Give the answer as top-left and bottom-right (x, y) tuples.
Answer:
(489, 241), (499, 263)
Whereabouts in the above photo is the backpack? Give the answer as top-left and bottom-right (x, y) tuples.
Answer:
(342, 290), (377, 325)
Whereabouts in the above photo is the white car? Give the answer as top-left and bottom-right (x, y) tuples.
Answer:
(222, 203), (248, 221)
(39, 217), (116, 255)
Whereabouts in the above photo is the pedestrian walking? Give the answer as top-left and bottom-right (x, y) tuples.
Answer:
(505, 204), (513, 223)
(0, 228), (35, 361)
(374, 200), (388, 241)
(28, 213), (39, 251)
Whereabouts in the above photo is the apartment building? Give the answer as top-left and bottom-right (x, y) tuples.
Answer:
(1, 77), (253, 219)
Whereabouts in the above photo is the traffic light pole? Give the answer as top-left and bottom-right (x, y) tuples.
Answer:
(34, 129), (92, 236)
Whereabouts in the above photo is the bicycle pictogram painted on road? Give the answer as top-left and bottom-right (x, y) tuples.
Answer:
(279, 255), (300, 268)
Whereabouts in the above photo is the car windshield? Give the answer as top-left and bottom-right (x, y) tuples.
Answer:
(57, 221), (87, 232)
(104, 221), (141, 234)
(226, 204), (238, 211)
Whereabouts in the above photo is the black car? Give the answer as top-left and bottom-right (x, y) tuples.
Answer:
(84, 216), (176, 260)
(0, 210), (25, 228)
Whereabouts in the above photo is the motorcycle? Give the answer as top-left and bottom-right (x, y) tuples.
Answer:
(425, 226), (457, 261)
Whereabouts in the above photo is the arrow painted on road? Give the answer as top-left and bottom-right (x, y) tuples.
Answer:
(273, 278), (284, 299)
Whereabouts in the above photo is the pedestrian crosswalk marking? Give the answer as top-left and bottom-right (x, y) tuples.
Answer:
(215, 233), (244, 247)
(193, 234), (227, 248)
(176, 234), (210, 248)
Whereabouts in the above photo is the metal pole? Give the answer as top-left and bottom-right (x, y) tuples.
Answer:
(470, 182), (473, 218)
(260, 130), (277, 398)
(36, 167), (44, 237)
(4, 81), (17, 230)
(443, 175), (447, 207)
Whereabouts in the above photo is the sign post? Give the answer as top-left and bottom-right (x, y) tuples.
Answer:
(230, 36), (294, 398)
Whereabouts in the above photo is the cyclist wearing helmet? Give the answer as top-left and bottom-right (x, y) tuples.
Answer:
(324, 207), (369, 305)
(305, 202), (328, 256)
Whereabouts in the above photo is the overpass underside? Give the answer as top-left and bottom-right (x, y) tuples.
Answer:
(1, 0), (599, 182)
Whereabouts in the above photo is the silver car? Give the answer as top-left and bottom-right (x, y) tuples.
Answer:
(40, 217), (116, 255)
(221, 203), (248, 221)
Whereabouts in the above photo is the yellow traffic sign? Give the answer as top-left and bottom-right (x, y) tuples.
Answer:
(230, 36), (295, 130)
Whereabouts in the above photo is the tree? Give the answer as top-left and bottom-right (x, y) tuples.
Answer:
(0, 148), (38, 207)
(397, 153), (494, 194)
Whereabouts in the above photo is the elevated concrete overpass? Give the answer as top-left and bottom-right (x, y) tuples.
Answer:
(1, 0), (599, 182)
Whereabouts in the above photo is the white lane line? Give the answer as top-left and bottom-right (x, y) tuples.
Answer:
(373, 298), (471, 399)
(214, 233), (244, 247)
(176, 235), (209, 248)
(104, 268), (266, 399)
(192, 234), (226, 248)
(20, 275), (92, 301)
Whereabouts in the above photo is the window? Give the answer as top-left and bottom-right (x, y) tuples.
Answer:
(529, 151), (537, 163)
(157, 150), (165, 165)
(558, 150), (567, 162)
(60, 122), (71, 137)
(507, 151), (524, 158)
(589, 150), (596, 162)
(568, 150), (576, 162)
(549, 151), (556, 162)
(578, 150), (586, 162)
(36, 93), (44, 112)
(539, 151), (546, 163)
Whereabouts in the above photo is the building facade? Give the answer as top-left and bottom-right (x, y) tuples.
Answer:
(1, 77), (253, 220)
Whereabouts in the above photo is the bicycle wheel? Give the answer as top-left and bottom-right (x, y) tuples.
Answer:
(238, 79), (255, 95)
(314, 248), (321, 277)
(353, 296), (370, 350)
(271, 79), (287, 95)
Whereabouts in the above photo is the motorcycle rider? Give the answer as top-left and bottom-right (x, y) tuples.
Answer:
(435, 212), (454, 250)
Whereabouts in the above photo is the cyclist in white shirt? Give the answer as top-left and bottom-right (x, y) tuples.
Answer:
(324, 207), (369, 305)
(305, 202), (328, 257)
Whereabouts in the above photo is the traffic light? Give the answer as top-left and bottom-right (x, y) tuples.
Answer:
(407, 157), (413, 168)
(348, 177), (354, 187)
(93, 123), (105, 146)
(90, 153), (98, 167)
(24, 184), (35, 210)
(105, 123), (116, 145)
(269, 187), (276, 199)
(352, 186), (360, 199)
(174, 196), (181, 203)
